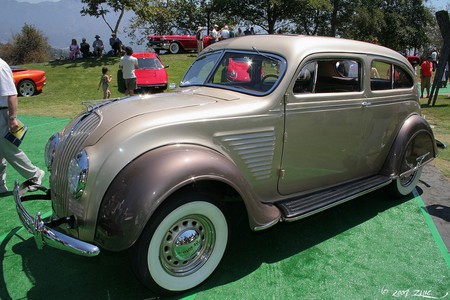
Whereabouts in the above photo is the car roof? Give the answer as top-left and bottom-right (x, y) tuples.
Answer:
(132, 52), (158, 59)
(204, 35), (410, 67)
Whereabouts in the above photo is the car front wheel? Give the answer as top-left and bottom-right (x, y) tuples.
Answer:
(18, 79), (36, 97)
(169, 42), (180, 54)
(130, 193), (228, 294)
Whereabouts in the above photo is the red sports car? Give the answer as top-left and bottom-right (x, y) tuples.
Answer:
(148, 28), (211, 54)
(132, 52), (168, 93)
(11, 66), (46, 97)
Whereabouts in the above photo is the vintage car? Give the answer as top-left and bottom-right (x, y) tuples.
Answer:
(11, 66), (46, 96)
(132, 52), (168, 93)
(148, 28), (211, 54)
(15, 35), (438, 295)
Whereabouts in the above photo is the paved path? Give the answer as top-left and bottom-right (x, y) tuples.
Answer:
(419, 163), (450, 252)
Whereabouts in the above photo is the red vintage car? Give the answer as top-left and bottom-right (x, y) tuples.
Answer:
(148, 28), (211, 54)
(132, 52), (168, 93)
(11, 66), (46, 97)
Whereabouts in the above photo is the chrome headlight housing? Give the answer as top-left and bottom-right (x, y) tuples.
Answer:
(68, 150), (89, 200)
(45, 133), (60, 171)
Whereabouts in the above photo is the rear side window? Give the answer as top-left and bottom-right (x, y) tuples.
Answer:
(371, 61), (413, 90)
(294, 59), (361, 94)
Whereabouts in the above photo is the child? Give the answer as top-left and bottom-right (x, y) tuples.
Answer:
(98, 67), (112, 99)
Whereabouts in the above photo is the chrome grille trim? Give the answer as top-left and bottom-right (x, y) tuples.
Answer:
(51, 112), (101, 214)
(218, 130), (276, 180)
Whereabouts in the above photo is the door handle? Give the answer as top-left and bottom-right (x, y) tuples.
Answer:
(361, 101), (372, 107)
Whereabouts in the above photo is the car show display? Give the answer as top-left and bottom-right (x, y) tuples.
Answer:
(15, 35), (437, 295)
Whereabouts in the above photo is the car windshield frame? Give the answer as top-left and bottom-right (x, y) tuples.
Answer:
(180, 50), (286, 96)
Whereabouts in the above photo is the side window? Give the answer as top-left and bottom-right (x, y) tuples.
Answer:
(371, 61), (413, 90)
(294, 59), (361, 94)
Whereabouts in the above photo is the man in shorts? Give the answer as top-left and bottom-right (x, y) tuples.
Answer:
(420, 56), (433, 98)
(118, 46), (139, 96)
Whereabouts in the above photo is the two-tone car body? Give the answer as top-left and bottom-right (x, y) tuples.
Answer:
(15, 35), (437, 295)
(148, 28), (211, 54)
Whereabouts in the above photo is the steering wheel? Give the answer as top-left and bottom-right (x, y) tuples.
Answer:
(261, 74), (279, 84)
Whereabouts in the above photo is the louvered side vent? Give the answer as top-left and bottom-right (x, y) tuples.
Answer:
(218, 130), (276, 180)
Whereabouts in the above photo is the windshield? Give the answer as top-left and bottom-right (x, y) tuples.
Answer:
(180, 50), (286, 95)
(137, 57), (163, 69)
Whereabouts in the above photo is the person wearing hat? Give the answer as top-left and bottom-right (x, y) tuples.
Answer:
(210, 24), (219, 44)
(80, 37), (90, 58)
(420, 56), (433, 98)
(196, 26), (204, 54)
(92, 35), (104, 57)
(220, 25), (230, 40)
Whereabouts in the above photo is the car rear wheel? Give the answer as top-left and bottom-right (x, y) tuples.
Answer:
(18, 79), (36, 97)
(130, 193), (228, 295)
(169, 42), (180, 54)
(387, 147), (423, 197)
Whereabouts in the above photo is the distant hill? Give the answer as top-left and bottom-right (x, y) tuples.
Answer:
(1, 0), (136, 50)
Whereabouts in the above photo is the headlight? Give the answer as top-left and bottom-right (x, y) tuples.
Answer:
(45, 133), (60, 171)
(68, 150), (89, 199)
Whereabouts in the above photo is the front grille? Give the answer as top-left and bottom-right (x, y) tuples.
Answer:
(51, 112), (101, 215)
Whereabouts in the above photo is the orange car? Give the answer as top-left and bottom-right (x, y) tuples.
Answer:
(11, 66), (46, 97)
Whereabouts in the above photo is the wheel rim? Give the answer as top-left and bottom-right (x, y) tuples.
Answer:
(170, 43), (179, 54)
(160, 214), (215, 277)
(399, 171), (416, 187)
(19, 81), (35, 96)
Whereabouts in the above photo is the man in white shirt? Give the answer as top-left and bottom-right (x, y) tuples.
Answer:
(118, 46), (139, 96)
(0, 57), (44, 193)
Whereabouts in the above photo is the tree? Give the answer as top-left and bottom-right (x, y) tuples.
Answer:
(214, 0), (299, 34)
(0, 24), (50, 65)
(128, 0), (211, 45)
(341, 0), (433, 52)
(81, 0), (136, 34)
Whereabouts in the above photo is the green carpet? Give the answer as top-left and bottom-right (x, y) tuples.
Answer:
(0, 116), (449, 299)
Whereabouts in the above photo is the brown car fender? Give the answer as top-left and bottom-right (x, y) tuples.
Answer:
(381, 114), (437, 177)
(95, 144), (281, 251)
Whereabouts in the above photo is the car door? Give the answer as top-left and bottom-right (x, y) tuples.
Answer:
(278, 56), (371, 195)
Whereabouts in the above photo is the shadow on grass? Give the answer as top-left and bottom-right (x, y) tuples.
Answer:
(2, 190), (411, 300)
(48, 56), (120, 69)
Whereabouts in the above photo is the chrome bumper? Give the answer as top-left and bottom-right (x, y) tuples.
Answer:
(14, 179), (100, 257)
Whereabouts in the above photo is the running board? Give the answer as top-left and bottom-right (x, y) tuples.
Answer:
(276, 175), (392, 221)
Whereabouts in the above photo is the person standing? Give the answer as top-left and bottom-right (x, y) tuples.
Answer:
(118, 46), (139, 96)
(0, 57), (45, 194)
(431, 48), (438, 72)
(420, 56), (433, 98)
(210, 25), (219, 44)
(196, 26), (203, 54)
(220, 25), (230, 40)
(98, 66), (112, 99)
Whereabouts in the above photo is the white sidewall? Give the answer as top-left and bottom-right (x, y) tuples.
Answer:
(147, 201), (228, 291)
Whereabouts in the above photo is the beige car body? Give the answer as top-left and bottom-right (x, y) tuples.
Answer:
(15, 35), (437, 293)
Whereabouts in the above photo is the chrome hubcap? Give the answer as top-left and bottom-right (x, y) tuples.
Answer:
(160, 215), (215, 277)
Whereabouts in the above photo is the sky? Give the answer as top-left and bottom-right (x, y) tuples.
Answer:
(15, 0), (450, 9)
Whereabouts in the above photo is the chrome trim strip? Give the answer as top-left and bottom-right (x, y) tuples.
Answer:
(13, 180), (100, 257)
